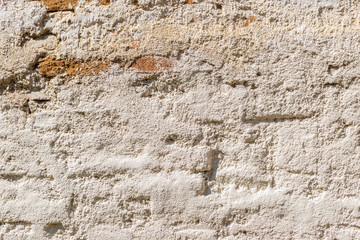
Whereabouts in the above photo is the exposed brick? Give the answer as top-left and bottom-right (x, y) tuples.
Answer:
(98, 0), (111, 5)
(37, 56), (111, 77)
(35, 0), (110, 11)
(130, 56), (173, 72)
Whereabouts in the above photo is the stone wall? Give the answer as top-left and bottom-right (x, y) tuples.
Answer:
(1, 0), (360, 239)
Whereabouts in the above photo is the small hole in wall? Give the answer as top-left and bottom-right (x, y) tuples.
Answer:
(256, 72), (262, 77)
(44, 223), (64, 236)
(215, 4), (222, 10)
(164, 134), (179, 145)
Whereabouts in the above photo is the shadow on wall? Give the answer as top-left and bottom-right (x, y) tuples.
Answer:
(204, 150), (222, 196)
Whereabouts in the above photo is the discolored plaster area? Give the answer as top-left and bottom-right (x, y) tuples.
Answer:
(1, 0), (360, 239)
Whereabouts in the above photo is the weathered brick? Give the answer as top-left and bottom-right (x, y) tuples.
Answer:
(37, 56), (110, 76)
(131, 56), (173, 72)
(35, 0), (110, 11)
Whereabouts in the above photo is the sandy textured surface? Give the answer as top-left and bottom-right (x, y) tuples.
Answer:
(1, 0), (360, 239)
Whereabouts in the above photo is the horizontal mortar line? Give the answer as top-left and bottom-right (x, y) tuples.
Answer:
(338, 223), (360, 229)
(0, 173), (53, 181)
(242, 114), (313, 123)
(285, 169), (316, 176)
(0, 221), (32, 225)
(46, 9), (75, 13)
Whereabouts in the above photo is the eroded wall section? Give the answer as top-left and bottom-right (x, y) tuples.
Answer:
(1, 0), (360, 239)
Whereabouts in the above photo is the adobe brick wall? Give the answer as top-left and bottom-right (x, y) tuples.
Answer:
(1, 0), (360, 239)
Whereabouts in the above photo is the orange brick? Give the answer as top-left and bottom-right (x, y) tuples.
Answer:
(36, 0), (110, 11)
(37, 56), (110, 77)
(131, 56), (173, 72)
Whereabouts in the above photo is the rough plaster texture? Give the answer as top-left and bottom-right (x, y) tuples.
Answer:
(1, 0), (360, 239)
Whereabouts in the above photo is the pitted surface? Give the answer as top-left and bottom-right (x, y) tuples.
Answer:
(1, 0), (360, 239)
